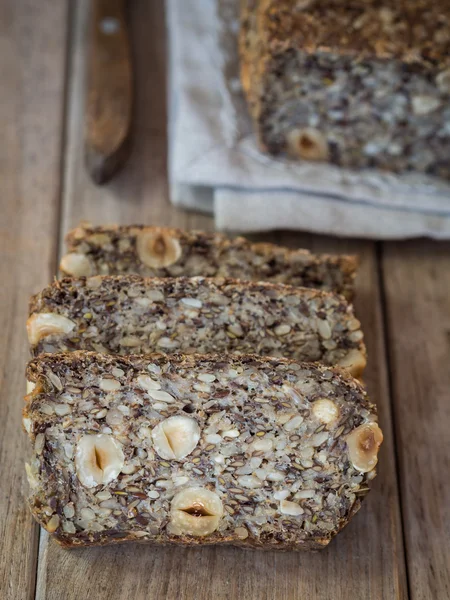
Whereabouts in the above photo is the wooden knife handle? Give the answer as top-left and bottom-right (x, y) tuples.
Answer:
(84, 0), (132, 185)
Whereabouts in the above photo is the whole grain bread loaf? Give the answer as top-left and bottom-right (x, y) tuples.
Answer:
(240, 0), (450, 177)
(28, 276), (366, 377)
(60, 224), (358, 299)
(24, 352), (382, 549)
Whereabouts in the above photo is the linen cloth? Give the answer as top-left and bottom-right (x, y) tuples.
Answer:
(166, 0), (450, 239)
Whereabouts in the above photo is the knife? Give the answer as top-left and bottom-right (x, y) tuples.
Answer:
(84, 0), (132, 185)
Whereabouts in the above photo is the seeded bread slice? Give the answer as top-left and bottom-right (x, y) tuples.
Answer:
(240, 0), (450, 177)
(24, 352), (382, 550)
(28, 276), (366, 377)
(60, 224), (358, 299)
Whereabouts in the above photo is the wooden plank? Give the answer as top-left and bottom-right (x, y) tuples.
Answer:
(0, 2), (69, 600)
(36, 1), (407, 598)
(382, 240), (450, 600)
(59, 0), (176, 233)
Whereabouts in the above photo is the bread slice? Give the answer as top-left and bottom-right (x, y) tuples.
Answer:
(28, 276), (366, 377)
(24, 352), (382, 549)
(240, 0), (449, 177)
(60, 224), (358, 299)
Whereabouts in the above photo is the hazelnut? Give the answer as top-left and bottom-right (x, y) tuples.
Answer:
(337, 349), (367, 378)
(170, 487), (223, 536)
(136, 229), (182, 269)
(27, 313), (76, 345)
(286, 127), (329, 161)
(346, 422), (383, 473)
(75, 434), (124, 488)
(152, 416), (200, 460)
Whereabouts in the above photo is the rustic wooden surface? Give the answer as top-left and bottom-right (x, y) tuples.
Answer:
(382, 242), (450, 600)
(0, 2), (68, 600)
(0, 1), (448, 599)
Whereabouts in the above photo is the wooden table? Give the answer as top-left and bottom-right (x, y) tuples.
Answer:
(1, 2), (448, 599)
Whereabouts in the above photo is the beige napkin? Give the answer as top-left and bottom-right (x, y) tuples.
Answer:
(166, 0), (450, 239)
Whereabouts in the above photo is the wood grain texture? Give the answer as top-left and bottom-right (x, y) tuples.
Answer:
(85, 0), (132, 184)
(0, 1), (68, 599)
(35, 1), (407, 599)
(383, 241), (450, 600)
(62, 0), (171, 231)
